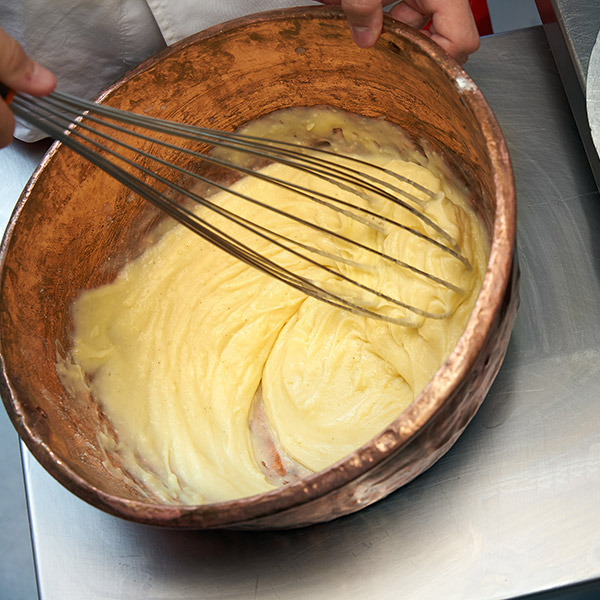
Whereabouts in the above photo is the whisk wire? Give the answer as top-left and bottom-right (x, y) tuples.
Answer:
(21, 92), (465, 257)
(17, 94), (464, 302)
(11, 91), (471, 324)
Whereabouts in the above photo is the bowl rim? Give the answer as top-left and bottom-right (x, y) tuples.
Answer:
(0, 5), (516, 528)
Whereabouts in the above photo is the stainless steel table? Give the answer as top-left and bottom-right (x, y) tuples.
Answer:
(2, 25), (600, 600)
(536, 0), (600, 186)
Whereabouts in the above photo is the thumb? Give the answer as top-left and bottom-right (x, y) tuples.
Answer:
(0, 28), (56, 95)
(340, 0), (384, 48)
(0, 28), (56, 147)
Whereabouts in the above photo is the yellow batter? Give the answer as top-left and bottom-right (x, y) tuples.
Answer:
(57, 108), (488, 505)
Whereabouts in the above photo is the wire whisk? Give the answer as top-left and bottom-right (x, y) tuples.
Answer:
(9, 90), (472, 325)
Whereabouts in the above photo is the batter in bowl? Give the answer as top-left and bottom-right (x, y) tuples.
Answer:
(57, 107), (489, 504)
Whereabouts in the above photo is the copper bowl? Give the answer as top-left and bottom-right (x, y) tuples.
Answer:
(0, 7), (518, 529)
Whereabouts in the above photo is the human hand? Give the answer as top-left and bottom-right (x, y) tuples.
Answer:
(316, 0), (480, 64)
(0, 28), (56, 148)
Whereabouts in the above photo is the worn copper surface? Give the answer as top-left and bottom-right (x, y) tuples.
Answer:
(0, 7), (518, 529)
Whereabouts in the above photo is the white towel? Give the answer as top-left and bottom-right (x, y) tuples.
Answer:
(3, 0), (311, 141)
(146, 0), (311, 46)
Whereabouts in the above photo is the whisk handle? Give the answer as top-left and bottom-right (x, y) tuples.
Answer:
(0, 83), (15, 104)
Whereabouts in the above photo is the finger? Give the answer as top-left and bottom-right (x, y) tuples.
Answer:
(0, 28), (56, 95)
(340, 0), (384, 48)
(388, 1), (431, 29)
(0, 98), (16, 147)
(389, 0), (480, 63)
(428, 16), (479, 64)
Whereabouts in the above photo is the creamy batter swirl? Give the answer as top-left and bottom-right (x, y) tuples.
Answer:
(57, 108), (488, 504)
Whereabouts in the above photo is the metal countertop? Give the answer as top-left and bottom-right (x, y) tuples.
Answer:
(2, 25), (600, 600)
(536, 0), (600, 187)
(539, 0), (599, 86)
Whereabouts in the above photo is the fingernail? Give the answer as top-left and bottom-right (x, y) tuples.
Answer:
(32, 62), (50, 82)
(30, 61), (57, 91)
(350, 26), (376, 48)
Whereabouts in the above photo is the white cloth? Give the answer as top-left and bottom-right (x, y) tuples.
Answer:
(2, 0), (312, 141)
(145, 0), (312, 45)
